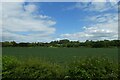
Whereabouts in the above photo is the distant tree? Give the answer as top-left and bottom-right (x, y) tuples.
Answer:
(84, 40), (93, 47)
(18, 43), (29, 47)
(11, 41), (17, 47)
(59, 39), (70, 44)
(2, 41), (13, 47)
(2, 39), (120, 48)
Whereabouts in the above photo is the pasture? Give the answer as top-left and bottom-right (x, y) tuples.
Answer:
(2, 47), (118, 63)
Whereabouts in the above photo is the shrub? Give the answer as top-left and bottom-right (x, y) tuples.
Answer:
(66, 57), (119, 79)
(2, 56), (21, 79)
(2, 56), (20, 71)
(2, 56), (65, 80)
(2, 56), (119, 80)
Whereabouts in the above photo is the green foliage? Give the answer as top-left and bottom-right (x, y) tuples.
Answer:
(2, 56), (119, 80)
(2, 56), (65, 80)
(2, 56), (20, 71)
(2, 39), (120, 48)
(0, 56), (2, 78)
(66, 57), (119, 79)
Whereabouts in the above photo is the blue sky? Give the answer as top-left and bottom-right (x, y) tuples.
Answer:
(1, 2), (118, 42)
(29, 2), (117, 34)
(24, 2), (91, 34)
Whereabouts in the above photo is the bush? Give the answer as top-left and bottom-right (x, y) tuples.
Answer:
(66, 57), (119, 79)
(2, 56), (119, 80)
(2, 56), (65, 80)
(2, 56), (21, 79)
(2, 56), (20, 72)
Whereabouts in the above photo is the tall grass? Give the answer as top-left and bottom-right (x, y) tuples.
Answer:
(2, 56), (119, 80)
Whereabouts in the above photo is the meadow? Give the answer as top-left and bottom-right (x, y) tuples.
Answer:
(2, 47), (118, 63)
(2, 47), (119, 79)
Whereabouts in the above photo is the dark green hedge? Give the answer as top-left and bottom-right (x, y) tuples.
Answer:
(2, 56), (119, 80)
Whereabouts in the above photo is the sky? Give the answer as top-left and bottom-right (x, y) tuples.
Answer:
(0, 1), (119, 42)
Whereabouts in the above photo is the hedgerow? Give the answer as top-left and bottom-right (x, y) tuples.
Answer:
(66, 57), (119, 79)
(2, 56), (119, 80)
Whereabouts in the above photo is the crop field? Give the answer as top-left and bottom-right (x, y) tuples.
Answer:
(2, 47), (119, 79)
(2, 47), (118, 63)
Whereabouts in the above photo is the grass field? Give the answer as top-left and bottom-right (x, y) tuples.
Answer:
(2, 47), (118, 63)
(2, 47), (119, 79)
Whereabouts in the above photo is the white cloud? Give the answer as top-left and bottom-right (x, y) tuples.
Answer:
(61, 13), (118, 41)
(86, 13), (118, 23)
(88, 2), (117, 12)
(24, 4), (37, 13)
(1, 2), (56, 42)
(68, 2), (118, 12)
(1, 0), (25, 2)
(0, 2), (2, 42)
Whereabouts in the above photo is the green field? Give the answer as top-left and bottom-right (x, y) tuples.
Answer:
(2, 47), (119, 79)
(2, 47), (118, 63)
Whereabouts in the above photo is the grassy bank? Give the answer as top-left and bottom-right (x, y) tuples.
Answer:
(2, 56), (119, 80)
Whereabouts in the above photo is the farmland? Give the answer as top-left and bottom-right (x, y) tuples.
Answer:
(2, 47), (118, 63)
(2, 47), (119, 79)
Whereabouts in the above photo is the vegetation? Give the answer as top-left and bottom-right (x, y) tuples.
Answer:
(2, 56), (119, 80)
(2, 39), (119, 79)
(2, 47), (118, 63)
(2, 56), (64, 80)
(67, 57), (119, 79)
(1, 39), (120, 48)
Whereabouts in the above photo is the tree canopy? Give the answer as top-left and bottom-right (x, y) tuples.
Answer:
(1, 39), (120, 48)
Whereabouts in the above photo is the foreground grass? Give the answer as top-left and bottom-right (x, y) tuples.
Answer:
(2, 56), (119, 80)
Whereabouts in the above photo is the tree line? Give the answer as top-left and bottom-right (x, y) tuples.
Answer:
(1, 39), (120, 48)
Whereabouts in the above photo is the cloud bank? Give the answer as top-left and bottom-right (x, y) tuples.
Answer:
(1, 2), (56, 42)
(61, 13), (118, 41)
(67, 2), (118, 12)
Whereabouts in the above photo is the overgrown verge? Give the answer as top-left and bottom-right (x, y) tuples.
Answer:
(2, 56), (119, 80)
(66, 57), (119, 79)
